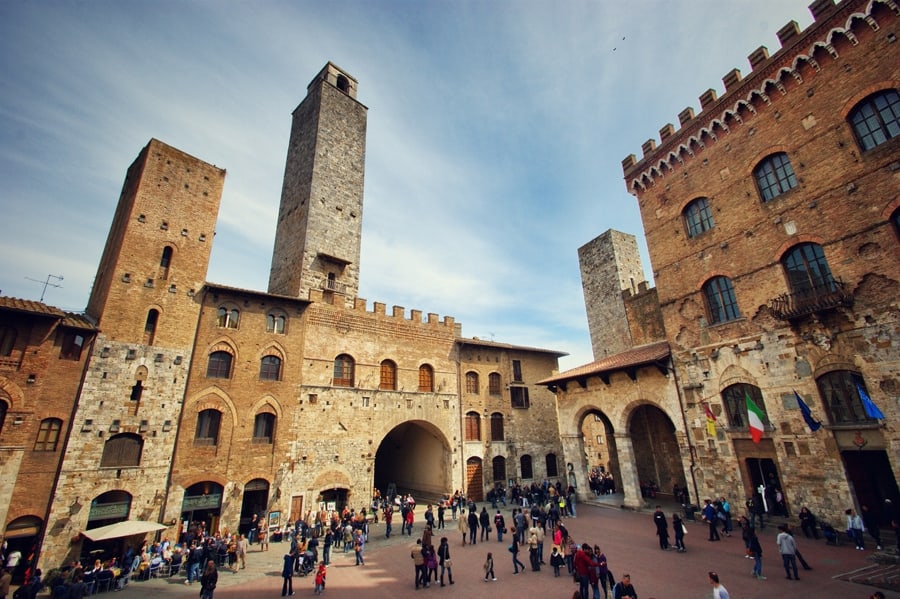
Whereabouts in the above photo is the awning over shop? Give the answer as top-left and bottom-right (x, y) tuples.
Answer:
(81, 520), (167, 541)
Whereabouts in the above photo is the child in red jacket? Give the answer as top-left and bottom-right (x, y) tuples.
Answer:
(314, 561), (326, 595)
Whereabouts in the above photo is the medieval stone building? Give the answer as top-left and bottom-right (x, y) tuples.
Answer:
(544, 0), (900, 524)
(3, 62), (565, 570)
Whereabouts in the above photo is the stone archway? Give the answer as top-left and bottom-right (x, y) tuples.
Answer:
(579, 409), (621, 497)
(374, 420), (450, 502)
(629, 404), (683, 502)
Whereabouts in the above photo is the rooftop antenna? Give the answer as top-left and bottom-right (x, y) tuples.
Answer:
(25, 274), (64, 303)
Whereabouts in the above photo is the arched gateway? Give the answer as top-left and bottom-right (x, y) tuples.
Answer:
(374, 420), (451, 502)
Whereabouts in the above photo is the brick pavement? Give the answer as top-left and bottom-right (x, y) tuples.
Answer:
(92, 502), (900, 598)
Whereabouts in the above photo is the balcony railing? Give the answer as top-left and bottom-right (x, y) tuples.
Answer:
(769, 278), (853, 320)
(321, 279), (347, 294)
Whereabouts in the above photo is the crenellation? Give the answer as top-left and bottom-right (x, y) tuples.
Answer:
(659, 123), (675, 142)
(699, 88), (718, 110)
(392, 305), (404, 318)
(722, 68), (743, 91)
(373, 301), (386, 315)
(809, 0), (836, 21)
(748, 45), (770, 69)
(677, 106), (694, 126)
(641, 139), (656, 157)
(778, 21), (802, 46)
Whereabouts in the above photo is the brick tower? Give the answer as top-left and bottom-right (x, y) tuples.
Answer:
(578, 229), (647, 359)
(268, 62), (367, 306)
(42, 140), (225, 568)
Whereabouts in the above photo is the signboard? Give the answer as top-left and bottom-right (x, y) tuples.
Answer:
(181, 493), (222, 511)
(88, 501), (130, 521)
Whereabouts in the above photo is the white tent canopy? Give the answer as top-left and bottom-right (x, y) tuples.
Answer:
(81, 520), (167, 541)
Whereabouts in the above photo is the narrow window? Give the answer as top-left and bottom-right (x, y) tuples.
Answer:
(380, 360), (397, 390)
(754, 153), (798, 201)
(333, 354), (355, 387)
(848, 89), (900, 151)
(59, 332), (85, 360)
(510, 386), (530, 409)
(683, 197), (715, 236)
(260, 355), (282, 381)
(520, 455), (533, 479)
(488, 373), (502, 395)
(143, 309), (159, 345)
(195, 409), (221, 445)
(465, 371), (479, 394)
(253, 413), (276, 444)
(465, 411), (481, 441)
(721, 383), (767, 429)
(130, 381), (143, 402)
(266, 314), (286, 334)
(418, 364), (434, 392)
(159, 246), (173, 280)
(545, 453), (559, 477)
(492, 456), (507, 482)
(703, 276), (740, 324)
(216, 307), (240, 328)
(512, 360), (523, 383)
(490, 412), (504, 441)
(35, 418), (63, 451)
(0, 400), (8, 435)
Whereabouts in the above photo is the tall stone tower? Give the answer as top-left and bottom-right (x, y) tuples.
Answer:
(42, 140), (225, 568)
(268, 62), (367, 306)
(578, 230), (646, 359)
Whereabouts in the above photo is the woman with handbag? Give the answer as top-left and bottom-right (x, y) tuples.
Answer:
(437, 537), (454, 586)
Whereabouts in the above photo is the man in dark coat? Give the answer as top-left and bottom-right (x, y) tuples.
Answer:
(467, 510), (479, 545)
(653, 506), (670, 549)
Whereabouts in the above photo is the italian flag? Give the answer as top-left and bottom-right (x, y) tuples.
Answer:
(746, 393), (765, 443)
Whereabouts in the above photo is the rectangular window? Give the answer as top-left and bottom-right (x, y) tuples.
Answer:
(59, 332), (85, 360)
(512, 360), (523, 382)
(510, 386), (530, 409)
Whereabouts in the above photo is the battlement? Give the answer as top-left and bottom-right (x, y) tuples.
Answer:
(621, 0), (890, 193)
(308, 288), (457, 329)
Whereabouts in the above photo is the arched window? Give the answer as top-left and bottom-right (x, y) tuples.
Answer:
(465, 371), (479, 394)
(0, 325), (16, 356)
(418, 364), (434, 392)
(380, 360), (397, 390)
(143, 309), (159, 345)
(488, 373), (502, 396)
(520, 455), (533, 479)
(721, 383), (767, 429)
(545, 453), (559, 478)
(35, 418), (62, 451)
(100, 433), (143, 468)
(848, 89), (900, 151)
(783, 243), (836, 296)
(159, 246), (173, 280)
(754, 153), (798, 201)
(492, 456), (507, 482)
(266, 313), (286, 334)
(465, 411), (481, 441)
(333, 354), (354, 387)
(216, 307), (240, 329)
(195, 409), (221, 445)
(702, 276), (740, 324)
(336, 74), (350, 94)
(683, 197), (714, 238)
(206, 351), (233, 379)
(253, 412), (276, 444)
(490, 412), (504, 441)
(260, 355), (282, 381)
(816, 370), (876, 425)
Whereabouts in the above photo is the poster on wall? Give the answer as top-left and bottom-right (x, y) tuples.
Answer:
(268, 511), (281, 529)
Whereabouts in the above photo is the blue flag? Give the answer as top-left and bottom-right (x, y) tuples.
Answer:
(857, 383), (885, 420)
(794, 390), (821, 431)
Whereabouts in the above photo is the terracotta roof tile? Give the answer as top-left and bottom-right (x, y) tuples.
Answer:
(456, 337), (568, 357)
(0, 296), (66, 317)
(537, 341), (670, 385)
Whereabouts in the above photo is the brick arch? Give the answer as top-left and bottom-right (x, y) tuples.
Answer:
(744, 144), (793, 178)
(178, 474), (230, 491)
(772, 234), (827, 262)
(621, 397), (677, 432)
(811, 352), (858, 378)
(677, 194), (713, 215)
(0, 376), (25, 409)
(207, 338), (237, 356)
(185, 386), (239, 429)
(251, 395), (282, 419)
(313, 468), (352, 490)
(840, 80), (900, 119)
(717, 364), (757, 391)
(881, 196), (900, 220)
(694, 270), (737, 295)
(258, 343), (286, 361)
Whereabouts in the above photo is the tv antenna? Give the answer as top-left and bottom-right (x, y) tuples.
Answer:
(25, 274), (64, 302)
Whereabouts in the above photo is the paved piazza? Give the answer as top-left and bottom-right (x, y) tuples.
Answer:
(101, 503), (896, 598)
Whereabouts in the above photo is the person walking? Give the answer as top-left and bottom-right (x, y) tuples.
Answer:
(748, 527), (765, 579)
(314, 562), (326, 595)
(437, 537), (454, 586)
(708, 571), (730, 599)
(457, 511), (468, 546)
(282, 549), (295, 596)
(411, 539), (426, 589)
(199, 560), (218, 599)
(353, 530), (365, 566)
(847, 508), (866, 550)
(672, 513), (686, 552)
(494, 510), (506, 543)
(702, 499), (720, 542)
(468, 509), (479, 545)
(776, 524), (799, 580)
(653, 506), (670, 550)
(483, 551), (496, 581)
(509, 532), (526, 575)
(479, 507), (491, 542)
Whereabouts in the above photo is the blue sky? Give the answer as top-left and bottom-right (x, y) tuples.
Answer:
(0, 0), (814, 371)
